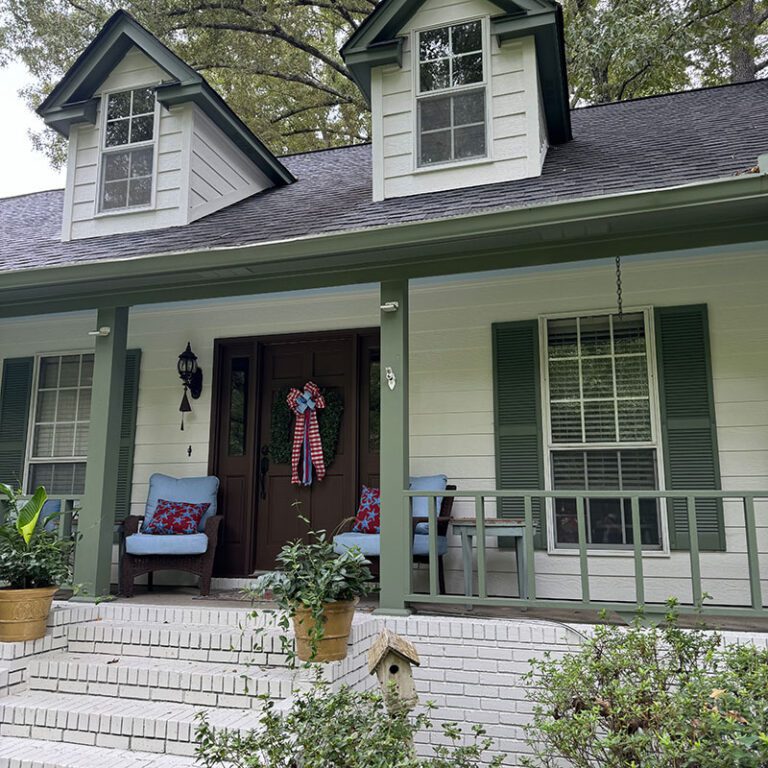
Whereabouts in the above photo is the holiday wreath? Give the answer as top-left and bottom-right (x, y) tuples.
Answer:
(270, 386), (344, 470)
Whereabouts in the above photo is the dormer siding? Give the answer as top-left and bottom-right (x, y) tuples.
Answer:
(371, 0), (549, 201)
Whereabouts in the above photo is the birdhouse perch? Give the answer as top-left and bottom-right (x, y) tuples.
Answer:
(368, 629), (420, 713)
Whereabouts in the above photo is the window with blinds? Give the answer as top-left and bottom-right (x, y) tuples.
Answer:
(26, 353), (93, 496)
(544, 312), (662, 549)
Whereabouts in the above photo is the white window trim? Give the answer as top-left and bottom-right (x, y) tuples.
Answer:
(410, 15), (492, 170)
(538, 306), (671, 557)
(23, 351), (93, 496)
(93, 84), (162, 218)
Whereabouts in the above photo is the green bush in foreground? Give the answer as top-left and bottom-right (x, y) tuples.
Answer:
(522, 601), (768, 768)
(196, 676), (505, 768)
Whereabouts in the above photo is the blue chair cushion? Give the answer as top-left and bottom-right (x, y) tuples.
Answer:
(413, 534), (448, 557)
(144, 474), (219, 532)
(125, 532), (209, 556)
(409, 474), (448, 518)
(41, 499), (62, 533)
(333, 532), (381, 557)
(333, 531), (447, 558)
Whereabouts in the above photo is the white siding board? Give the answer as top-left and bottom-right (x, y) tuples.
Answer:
(1, 249), (766, 605)
(373, 0), (547, 201)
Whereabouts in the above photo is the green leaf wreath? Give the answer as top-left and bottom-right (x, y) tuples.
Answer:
(270, 387), (344, 469)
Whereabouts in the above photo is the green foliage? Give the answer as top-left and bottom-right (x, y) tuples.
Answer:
(522, 600), (768, 768)
(270, 386), (344, 469)
(195, 676), (505, 768)
(250, 524), (374, 662)
(0, 484), (73, 589)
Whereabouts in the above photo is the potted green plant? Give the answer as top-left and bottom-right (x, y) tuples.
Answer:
(252, 529), (374, 662)
(0, 484), (73, 642)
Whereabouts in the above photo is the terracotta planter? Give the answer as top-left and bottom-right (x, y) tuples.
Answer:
(293, 598), (358, 662)
(0, 586), (58, 642)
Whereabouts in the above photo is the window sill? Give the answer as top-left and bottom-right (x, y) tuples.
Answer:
(413, 156), (494, 175)
(547, 546), (671, 558)
(94, 204), (156, 219)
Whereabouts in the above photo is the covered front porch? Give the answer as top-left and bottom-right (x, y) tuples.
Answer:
(1, 176), (767, 624)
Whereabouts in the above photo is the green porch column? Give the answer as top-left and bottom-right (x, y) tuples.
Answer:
(73, 306), (129, 600)
(376, 280), (411, 615)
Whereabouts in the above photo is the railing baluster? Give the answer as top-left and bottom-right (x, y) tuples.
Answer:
(428, 495), (439, 597)
(524, 495), (536, 601)
(743, 496), (763, 611)
(576, 497), (590, 603)
(476, 495), (487, 600)
(686, 495), (702, 607)
(630, 496), (644, 607)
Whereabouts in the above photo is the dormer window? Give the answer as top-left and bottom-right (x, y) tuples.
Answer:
(417, 20), (486, 167)
(99, 87), (156, 212)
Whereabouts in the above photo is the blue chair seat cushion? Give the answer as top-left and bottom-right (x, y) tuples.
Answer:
(333, 532), (447, 558)
(125, 532), (209, 556)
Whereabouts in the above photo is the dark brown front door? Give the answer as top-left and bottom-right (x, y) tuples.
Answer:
(210, 330), (379, 576)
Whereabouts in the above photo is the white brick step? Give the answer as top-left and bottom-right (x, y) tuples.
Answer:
(67, 620), (293, 666)
(0, 736), (196, 768)
(29, 652), (301, 707)
(0, 690), (264, 756)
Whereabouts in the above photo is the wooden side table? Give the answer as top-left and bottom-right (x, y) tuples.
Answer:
(452, 518), (528, 600)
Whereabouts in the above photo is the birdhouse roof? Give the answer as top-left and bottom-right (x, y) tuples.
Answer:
(368, 629), (420, 673)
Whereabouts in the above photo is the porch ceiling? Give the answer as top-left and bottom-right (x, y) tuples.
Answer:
(1, 173), (767, 318)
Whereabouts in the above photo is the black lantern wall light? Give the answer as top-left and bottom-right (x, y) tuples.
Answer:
(177, 342), (203, 431)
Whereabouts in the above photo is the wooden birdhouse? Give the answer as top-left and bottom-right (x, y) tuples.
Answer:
(368, 629), (420, 713)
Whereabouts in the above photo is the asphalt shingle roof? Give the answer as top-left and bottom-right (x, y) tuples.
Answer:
(1, 80), (766, 275)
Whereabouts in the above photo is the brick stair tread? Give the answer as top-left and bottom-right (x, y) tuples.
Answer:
(0, 689), (265, 734)
(0, 737), (197, 768)
(28, 652), (301, 702)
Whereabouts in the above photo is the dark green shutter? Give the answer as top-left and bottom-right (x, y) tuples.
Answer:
(115, 349), (141, 523)
(654, 305), (724, 551)
(0, 358), (34, 489)
(493, 321), (546, 549)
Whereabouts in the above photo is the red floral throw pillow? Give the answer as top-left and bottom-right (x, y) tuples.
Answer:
(352, 486), (381, 534)
(143, 499), (210, 535)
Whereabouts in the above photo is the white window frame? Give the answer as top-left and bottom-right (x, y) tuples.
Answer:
(94, 84), (161, 217)
(23, 351), (94, 496)
(411, 16), (492, 171)
(538, 306), (670, 557)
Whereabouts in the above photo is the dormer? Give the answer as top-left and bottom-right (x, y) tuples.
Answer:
(342, 0), (571, 201)
(37, 11), (294, 241)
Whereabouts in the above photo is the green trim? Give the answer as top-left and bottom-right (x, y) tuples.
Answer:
(36, 10), (293, 185)
(115, 348), (141, 524)
(74, 306), (129, 599)
(655, 304), (725, 551)
(492, 320), (546, 549)
(0, 357), (34, 489)
(0, 175), (766, 319)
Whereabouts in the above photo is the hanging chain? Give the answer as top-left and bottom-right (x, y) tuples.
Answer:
(615, 254), (624, 320)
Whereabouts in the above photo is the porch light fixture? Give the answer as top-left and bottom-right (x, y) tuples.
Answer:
(177, 342), (203, 431)
(380, 301), (399, 313)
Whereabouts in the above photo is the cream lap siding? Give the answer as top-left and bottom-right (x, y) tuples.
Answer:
(373, 0), (547, 201)
(1, 250), (766, 601)
(188, 107), (272, 222)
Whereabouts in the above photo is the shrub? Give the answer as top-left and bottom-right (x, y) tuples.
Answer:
(522, 601), (768, 768)
(196, 676), (505, 768)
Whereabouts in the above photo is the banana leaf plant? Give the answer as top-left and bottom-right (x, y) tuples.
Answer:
(0, 484), (74, 589)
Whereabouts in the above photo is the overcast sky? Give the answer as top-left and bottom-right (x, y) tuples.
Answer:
(0, 62), (65, 198)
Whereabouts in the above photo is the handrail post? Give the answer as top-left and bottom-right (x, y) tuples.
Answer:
(428, 495), (439, 597)
(524, 495), (536, 600)
(376, 280), (411, 615)
(576, 497), (590, 603)
(476, 495), (487, 599)
(630, 496), (644, 607)
(686, 495), (702, 608)
(743, 496), (763, 611)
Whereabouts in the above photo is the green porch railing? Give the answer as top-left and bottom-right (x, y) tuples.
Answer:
(403, 489), (768, 618)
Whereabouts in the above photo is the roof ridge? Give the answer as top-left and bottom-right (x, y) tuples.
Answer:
(280, 141), (371, 159)
(0, 187), (64, 202)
